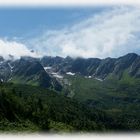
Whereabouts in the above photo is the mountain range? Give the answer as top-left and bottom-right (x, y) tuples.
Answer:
(0, 52), (140, 132)
(0, 53), (139, 92)
(41, 53), (140, 80)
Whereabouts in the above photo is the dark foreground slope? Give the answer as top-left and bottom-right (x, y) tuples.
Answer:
(0, 82), (140, 132)
(0, 82), (112, 132)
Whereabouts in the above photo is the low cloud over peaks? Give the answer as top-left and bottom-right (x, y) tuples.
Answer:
(28, 6), (140, 58)
(0, 6), (140, 59)
(0, 39), (39, 60)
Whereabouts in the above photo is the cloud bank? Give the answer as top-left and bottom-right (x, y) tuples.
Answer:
(0, 6), (140, 59)
(28, 6), (140, 58)
(0, 39), (39, 60)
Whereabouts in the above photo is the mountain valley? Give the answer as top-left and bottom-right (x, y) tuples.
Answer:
(0, 53), (140, 132)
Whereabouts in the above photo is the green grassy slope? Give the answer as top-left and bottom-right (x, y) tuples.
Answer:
(62, 74), (140, 130)
(64, 74), (140, 106)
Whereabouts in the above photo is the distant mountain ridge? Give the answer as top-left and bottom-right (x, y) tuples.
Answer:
(40, 53), (140, 79)
(0, 53), (139, 91)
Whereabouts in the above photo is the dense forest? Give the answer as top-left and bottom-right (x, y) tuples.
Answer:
(0, 80), (140, 132)
(0, 82), (108, 132)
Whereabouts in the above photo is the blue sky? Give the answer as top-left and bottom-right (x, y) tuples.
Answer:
(0, 7), (106, 38)
(0, 6), (140, 59)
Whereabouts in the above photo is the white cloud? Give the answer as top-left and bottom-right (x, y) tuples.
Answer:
(29, 6), (140, 58)
(0, 39), (40, 60)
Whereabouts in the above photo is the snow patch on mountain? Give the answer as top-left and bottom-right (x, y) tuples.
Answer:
(85, 76), (92, 78)
(0, 61), (4, 65)
(95, 77), (103, 82)
(8, 77), (12, 81)
(66, 72), (75, 76)
(8, 63), (14, 72)
(51, 72), (63, 79)
(44, 66), (52, 70)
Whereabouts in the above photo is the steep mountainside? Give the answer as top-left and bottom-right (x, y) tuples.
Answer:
(0, 53), (139, 91)
(0, 57), (62, 91)
(40, 53), (140, 80)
